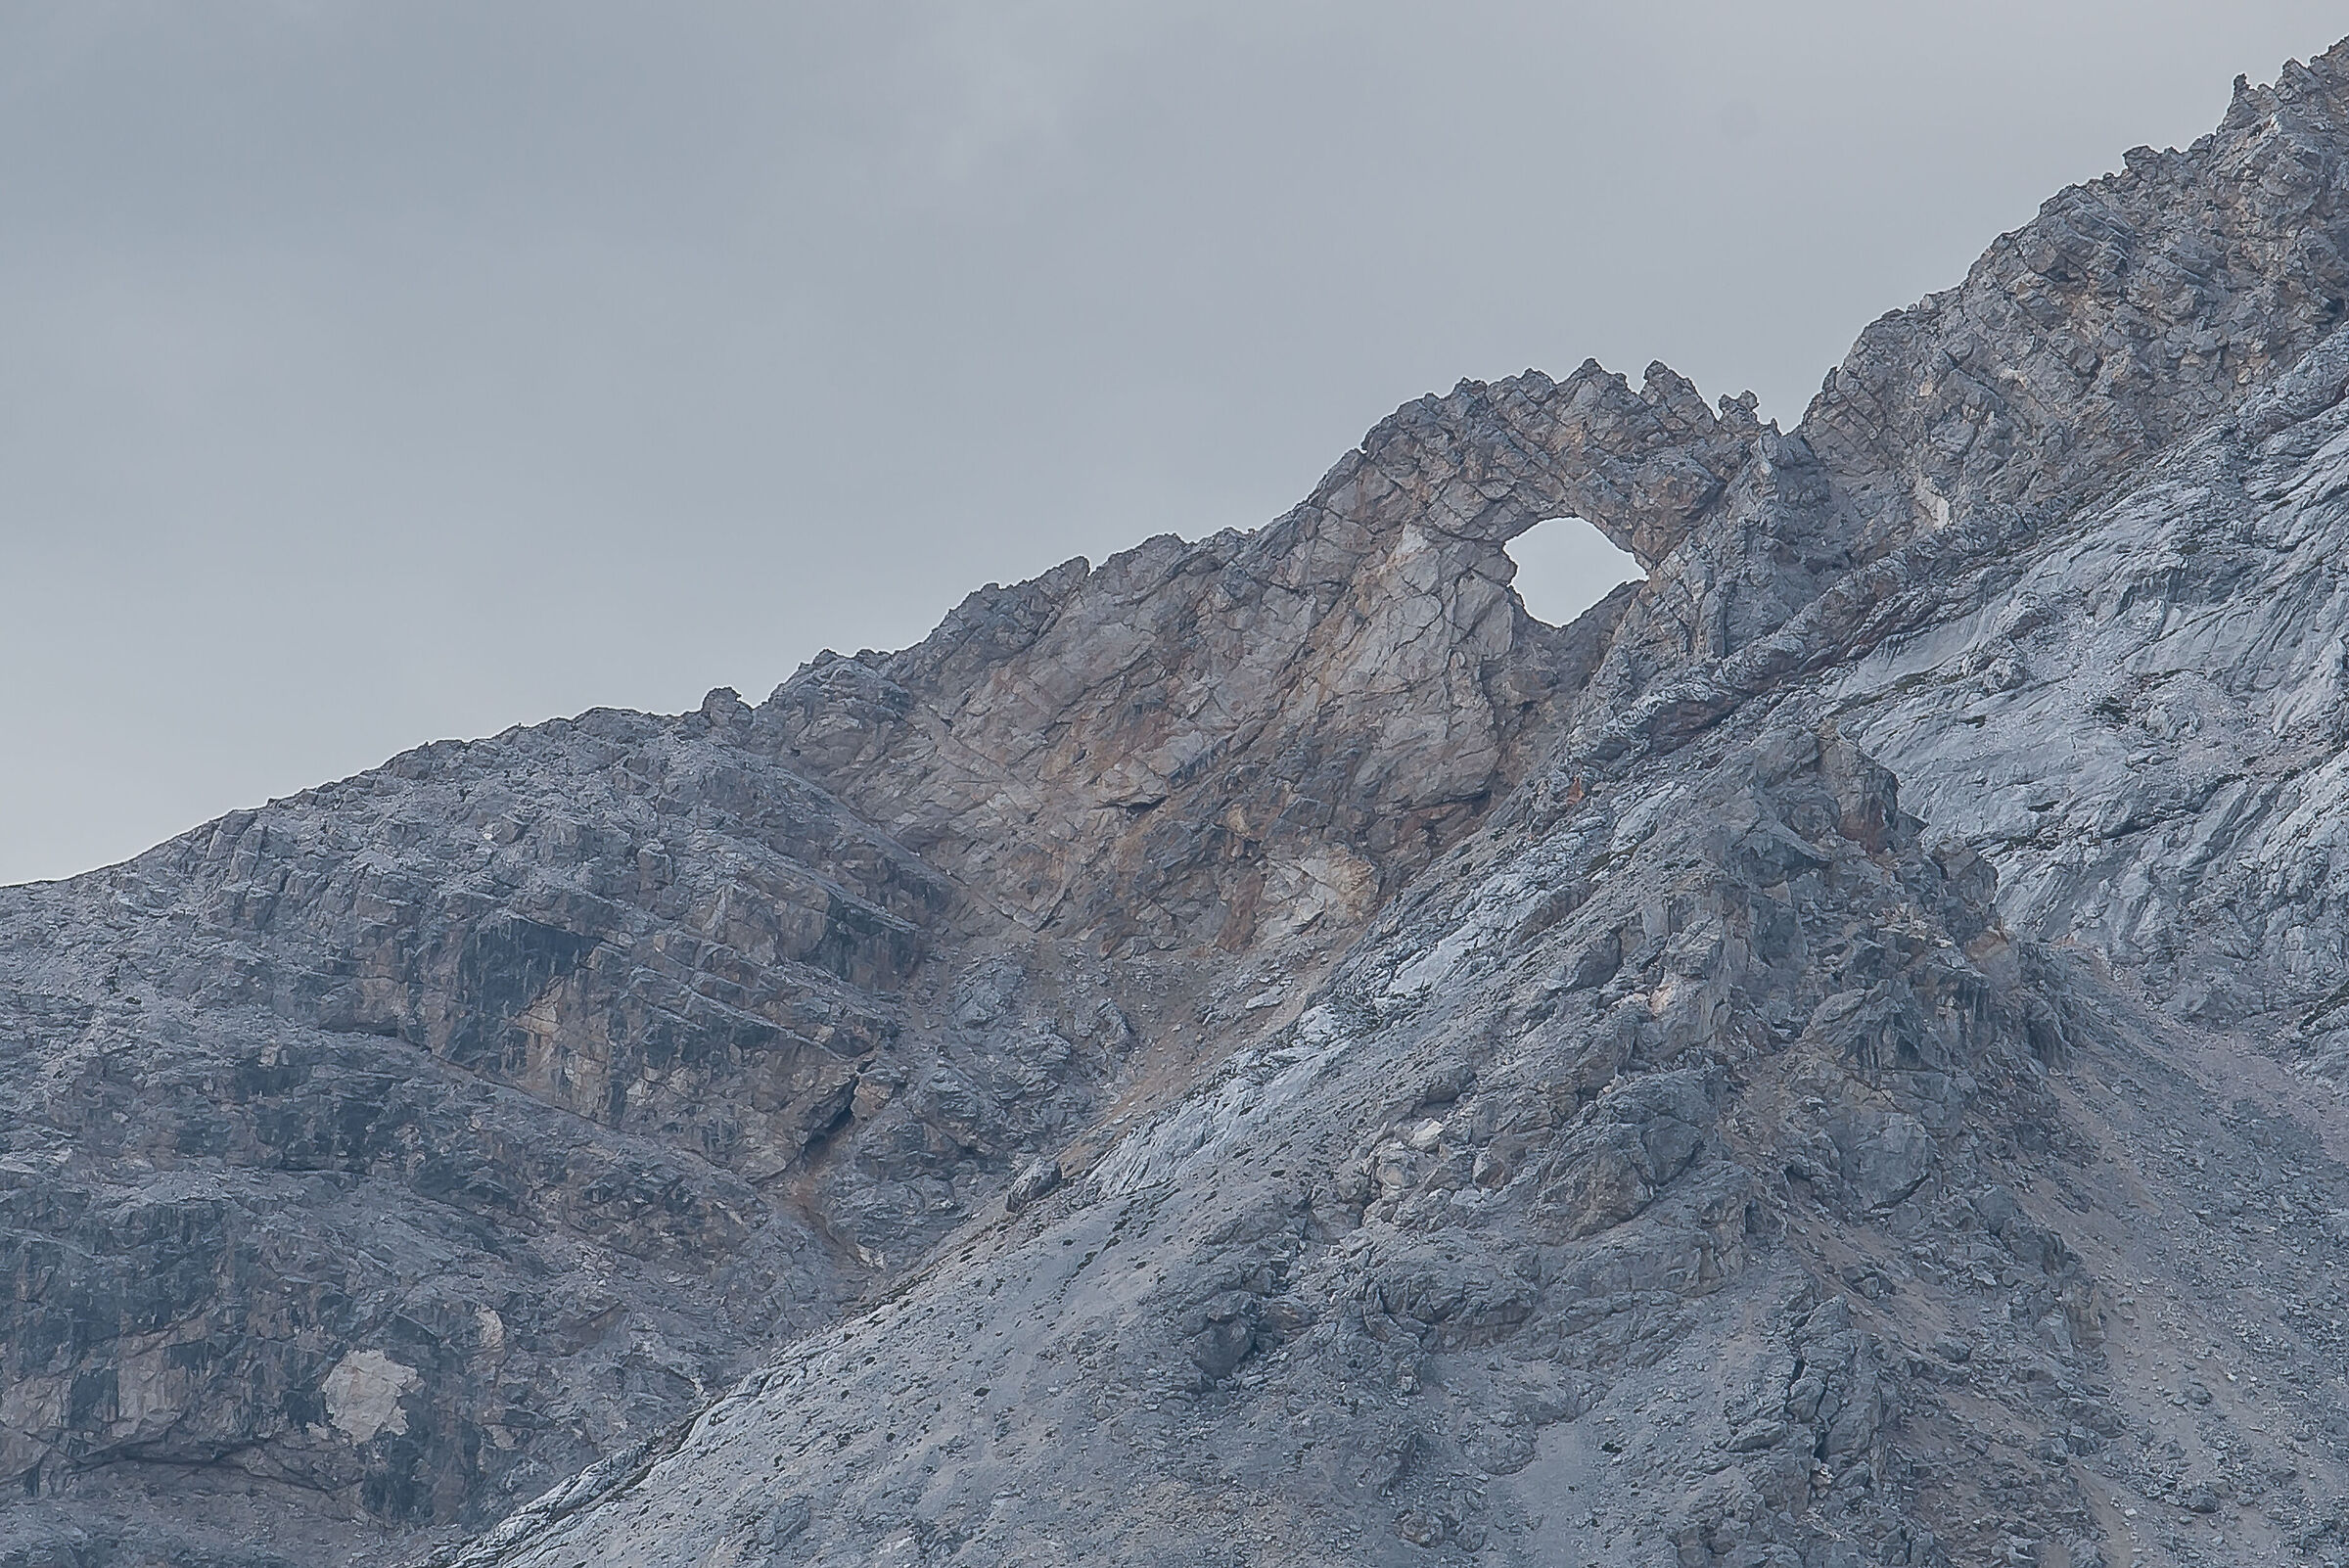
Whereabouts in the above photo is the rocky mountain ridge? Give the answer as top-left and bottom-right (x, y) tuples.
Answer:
(12, 36), (2349, 1568)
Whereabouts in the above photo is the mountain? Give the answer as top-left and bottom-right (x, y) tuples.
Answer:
(12, 38), (2349, 1568)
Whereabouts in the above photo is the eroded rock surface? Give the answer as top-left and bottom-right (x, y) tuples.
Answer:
(16, 35), (2349, 1568)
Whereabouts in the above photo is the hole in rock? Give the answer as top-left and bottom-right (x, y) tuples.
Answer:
(1504, 517), (1641, 626)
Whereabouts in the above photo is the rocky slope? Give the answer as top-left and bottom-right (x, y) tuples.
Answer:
(13, 36), (2349, 1568)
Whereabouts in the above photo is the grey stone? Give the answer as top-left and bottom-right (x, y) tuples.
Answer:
(13, 35), (2349, 1568)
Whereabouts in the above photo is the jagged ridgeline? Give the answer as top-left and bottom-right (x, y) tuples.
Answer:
(11, 39), (2349, 1568)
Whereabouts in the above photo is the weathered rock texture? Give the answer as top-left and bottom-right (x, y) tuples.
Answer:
(14, 36), (2349, 1568)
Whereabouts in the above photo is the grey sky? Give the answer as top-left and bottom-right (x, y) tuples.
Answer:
(5, 2), (2342, 886)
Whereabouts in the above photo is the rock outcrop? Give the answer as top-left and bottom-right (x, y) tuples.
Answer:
(14, 35), (2349, 1568)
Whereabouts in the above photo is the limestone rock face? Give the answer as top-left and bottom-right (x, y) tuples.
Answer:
(16, 36), (2349, 1568)
(754, 353), (1730, 960)
(0, 708), (951, 1561)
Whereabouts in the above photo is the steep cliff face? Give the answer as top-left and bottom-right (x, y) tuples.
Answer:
(13, 36), (2349, 1568)
(757, 353), (1757, 962)
(0, 710), (946, 1562)
(451, 715), (2100, 1568)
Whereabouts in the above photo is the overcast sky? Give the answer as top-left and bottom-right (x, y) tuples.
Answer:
(5, 2), (2344, 886)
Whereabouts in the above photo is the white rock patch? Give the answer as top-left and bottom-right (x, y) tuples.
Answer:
(323, 1349), (421, 1443)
